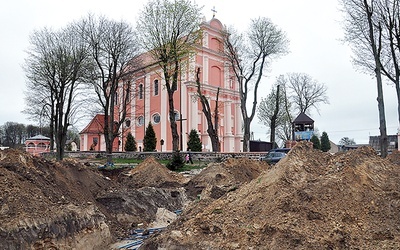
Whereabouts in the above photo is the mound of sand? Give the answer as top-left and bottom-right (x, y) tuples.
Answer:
(124, 156), (189, 188)
(184, 157), (268, 199)
(0, 149), (114, 249)
(141, 141), (400, 249)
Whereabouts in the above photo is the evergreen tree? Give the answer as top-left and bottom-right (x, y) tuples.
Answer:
(143, 122), (157, 152)
(187, 129), (202, 152)
(125, 132), (137, 152)
(166, 152), (185, 171)
(320, 131), (331, 152)
(310, 134), (321, 149)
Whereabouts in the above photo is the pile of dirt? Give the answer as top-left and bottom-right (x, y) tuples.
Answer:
(141, 141), (400, 249)
(3, 143), (400, 249)
(0, 150), (189, 249)
(122, 156), (189, 188)
(0, 149), (114, 249)
(184, 157), (268, 199)
(387, 150), (400, 165)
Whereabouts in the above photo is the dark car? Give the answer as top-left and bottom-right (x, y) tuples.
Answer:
(259, 148), (290, 163)
(263, 151), (287, 164)
(271, 148), (291, 154)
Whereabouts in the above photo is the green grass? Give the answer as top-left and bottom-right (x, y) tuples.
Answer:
(176, 161), (206, 172)
(101, 158), (206, 171)
(112, 158), (142, 164)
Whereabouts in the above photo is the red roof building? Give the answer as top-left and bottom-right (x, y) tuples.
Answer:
(80, 114), (119, 151)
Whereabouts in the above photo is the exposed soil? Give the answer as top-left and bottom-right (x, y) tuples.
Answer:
(142, 142), (400, 249)
(1, 141), (400, 249)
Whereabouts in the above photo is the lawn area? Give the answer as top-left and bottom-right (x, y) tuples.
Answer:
(99, 158), (206, 172)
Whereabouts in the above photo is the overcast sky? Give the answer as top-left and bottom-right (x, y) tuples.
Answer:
(0, 0), (398, 145)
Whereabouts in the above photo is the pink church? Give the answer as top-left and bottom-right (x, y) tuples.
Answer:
(80, 18), (243, 152)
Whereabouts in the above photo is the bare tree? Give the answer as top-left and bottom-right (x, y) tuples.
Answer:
(258, 84), (285, 147)
(23, 27), (58, 150)
(339, 137), (356, 146)
(223, 17), (289, 152)
(136, 0), (203, 153)
(374, 0), (400, 131)
(340, 0), (388, 157)
(1, 122), (26, 148)
(258, 75), (294, 147)
(78, 15), (141, 164)
(195, 68), (220, 152)
(24, 25), (89, 160)
(23, 77), (55, 150)
(286, 73), (329, 115)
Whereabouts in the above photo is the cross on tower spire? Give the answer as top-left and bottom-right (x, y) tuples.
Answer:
(211, 6), (217, 18)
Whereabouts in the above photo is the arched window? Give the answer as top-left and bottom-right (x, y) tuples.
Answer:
(154, 79), (159, 96)
(139, 84), (143, 99)
(37, 143), (46, 148)
(152, 113), (160, 124)
(211, 66), (222, 87)
(174, 111), (180, 121)
(137, 116), (144, 126)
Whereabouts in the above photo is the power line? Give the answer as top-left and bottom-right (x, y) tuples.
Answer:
(327, 126), (398, 134)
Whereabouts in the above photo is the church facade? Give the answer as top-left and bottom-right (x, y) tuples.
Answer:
(80, 18), (243, 152)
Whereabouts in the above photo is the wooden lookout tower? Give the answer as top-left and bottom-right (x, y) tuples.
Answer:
(292, 112), (314, 141)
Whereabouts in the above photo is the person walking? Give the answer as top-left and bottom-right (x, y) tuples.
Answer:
(185, 153), (190, 164)
(188, 149), (193, 164)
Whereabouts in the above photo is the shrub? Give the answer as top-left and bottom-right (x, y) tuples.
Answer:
(125, 132), (137, 151)
(143, 122), (157, 152)
(166, 151), (185, 170)
(187, 129), (202, 151)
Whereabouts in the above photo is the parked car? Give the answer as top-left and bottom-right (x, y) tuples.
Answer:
(259, 148), (290, 163)
(263, 151), (287, 164)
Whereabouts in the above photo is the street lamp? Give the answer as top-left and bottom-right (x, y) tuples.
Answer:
(160, 139), (164, 152)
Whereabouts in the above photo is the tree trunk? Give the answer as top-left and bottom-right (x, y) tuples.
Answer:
(106, 137), (113, 164)
(195, 68), (220, 152)
(168, 90), (179, 152)
(396, 80), (400, 129)
(103, 110), (115, 164)
(363, 0), (388, 158)
(242, 118), (251, 152)
(55, 113), (65, 161)
(376, 71), (388, 157)
(270, 120), (276, 148)
(270, 85), (280, 148)
(207, 127), (220, 152)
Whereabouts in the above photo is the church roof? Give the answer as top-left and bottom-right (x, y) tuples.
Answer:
(80, 114), (105, 134)
(293, 112), (314, 124)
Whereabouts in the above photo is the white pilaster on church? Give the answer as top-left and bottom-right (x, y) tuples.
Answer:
(203, 31), (209, 49)
(224, 65), (229, 89)
(235, 102), (242, 136)
(190, 94), (198, 131)
(235, 102), (243, 152)
(130, 80), (136, 136)
(181, 81), (187, 149)
(161, 77), (168, 146)
(224, 101), (232, 135)
(223, 101), (235, 152)
(144, 74), (151, 124)
(203, 56), (209, 85)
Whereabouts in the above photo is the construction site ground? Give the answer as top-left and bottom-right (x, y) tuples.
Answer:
(1, 141), (400, 249)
